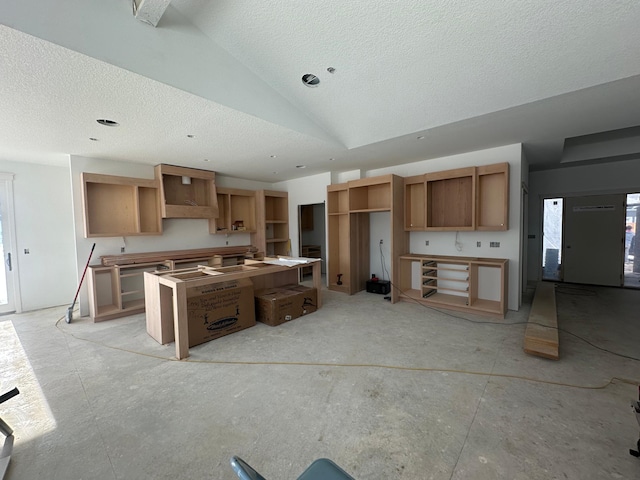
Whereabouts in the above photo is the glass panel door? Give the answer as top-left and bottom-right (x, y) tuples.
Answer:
(542, 198), (563, 281)
(0, 175), (17, 314)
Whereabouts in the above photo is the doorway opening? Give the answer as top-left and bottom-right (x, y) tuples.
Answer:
(624, 193), (640, 288)
(298, 203), (326, 279)
(542, 198), (563, 281)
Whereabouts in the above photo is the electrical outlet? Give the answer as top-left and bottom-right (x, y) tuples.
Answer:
(121, 247), (125, 253)
(425, 240), (429, 246)
(379, 239), (383, 245)
(477, 241), (481, 247)
(490, 241), (500, 248)
(24, 248), (30, 254)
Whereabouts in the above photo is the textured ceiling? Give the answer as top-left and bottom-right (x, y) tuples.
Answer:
(1, 0), (640, 181)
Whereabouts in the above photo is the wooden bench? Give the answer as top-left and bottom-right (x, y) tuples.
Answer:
(524, 282), (559, 360)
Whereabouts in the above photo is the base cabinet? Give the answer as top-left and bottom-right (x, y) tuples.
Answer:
(398, 254), (508, 317)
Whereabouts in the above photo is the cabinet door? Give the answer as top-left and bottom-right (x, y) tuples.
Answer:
(404, 175), (426, 230)
(476, 163), (509, 231)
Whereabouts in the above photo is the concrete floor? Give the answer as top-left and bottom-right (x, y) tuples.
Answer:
(1, 283), (639, 479)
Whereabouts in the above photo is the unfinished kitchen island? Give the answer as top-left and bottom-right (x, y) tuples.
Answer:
(144, 257), (322, 359)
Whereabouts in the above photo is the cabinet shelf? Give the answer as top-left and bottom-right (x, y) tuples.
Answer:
(253, 190), (289, 257)
(121, 289), (144, 296)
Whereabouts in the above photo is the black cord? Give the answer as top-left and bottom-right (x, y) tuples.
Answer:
(379, 242), (391, 282)
(385, 278), (640, 362)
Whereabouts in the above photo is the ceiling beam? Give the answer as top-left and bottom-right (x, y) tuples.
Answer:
(133, 0), (171, 27)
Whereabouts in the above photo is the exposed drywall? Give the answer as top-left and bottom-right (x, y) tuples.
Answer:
(528, 157), (640, 282)
(0, 159), (77, 311)
(69, 156), (274, 316)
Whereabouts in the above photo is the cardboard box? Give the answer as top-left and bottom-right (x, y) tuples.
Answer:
(254, 284), (318, 326)
(186, 278), (255, 347)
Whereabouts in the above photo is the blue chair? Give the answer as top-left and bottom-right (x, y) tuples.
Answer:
(230, 455), (355, 480)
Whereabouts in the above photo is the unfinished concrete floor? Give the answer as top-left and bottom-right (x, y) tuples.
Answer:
(1, 283), (639, 479)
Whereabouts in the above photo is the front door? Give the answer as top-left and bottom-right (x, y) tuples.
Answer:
(563, 194), (625, 286)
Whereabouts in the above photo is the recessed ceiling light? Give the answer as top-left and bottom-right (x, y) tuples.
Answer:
(302, 74), (320, 87)
(272, 171), (278, 174)
(96, 119), (119, 127)
(203, 159), (210, 162)
(329, 158), (335, 161)
(327, 67), (335, 74)
(187, 134), (195, 138)
(417, 135), (425, 140)
(270, 155), (277, 158)
(89, 137), (98, 141)
(296, 165), (306, 169)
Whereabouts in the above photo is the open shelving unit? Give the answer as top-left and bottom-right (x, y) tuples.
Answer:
(209, 187), (257, 234)
(398, 254), (508, 317)
(81, 172), (162, 237)
(253, 190), (289, 257)
(327, 175), (408, 298)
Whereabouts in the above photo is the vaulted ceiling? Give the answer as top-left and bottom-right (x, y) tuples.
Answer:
(1, 0), (640, 182)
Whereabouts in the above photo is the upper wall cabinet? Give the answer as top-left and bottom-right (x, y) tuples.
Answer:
(155, 164), (219, 219)
(426, 166), (476, 231)
(403, 162), (509, 232)
(404, 174), (426, 230)
(209, 187), (257, 234)
(81, 172), (162, 237)
(476, 162), (509, 231)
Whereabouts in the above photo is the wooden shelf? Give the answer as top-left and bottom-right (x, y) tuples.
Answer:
(209, 187), (257, 234)
(348, 177), (392, 211)
(327, 185), (349, 214)
(81, 173), (162, 237)
(155, 164), (219, 219)
(327, 175), (407, 298)
(253, 190), (289, 257)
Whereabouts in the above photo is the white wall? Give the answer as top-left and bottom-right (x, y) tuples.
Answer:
(69, 156), (274, 315)
(0, 159), (77, 311)
(528, 157), (640, 282)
